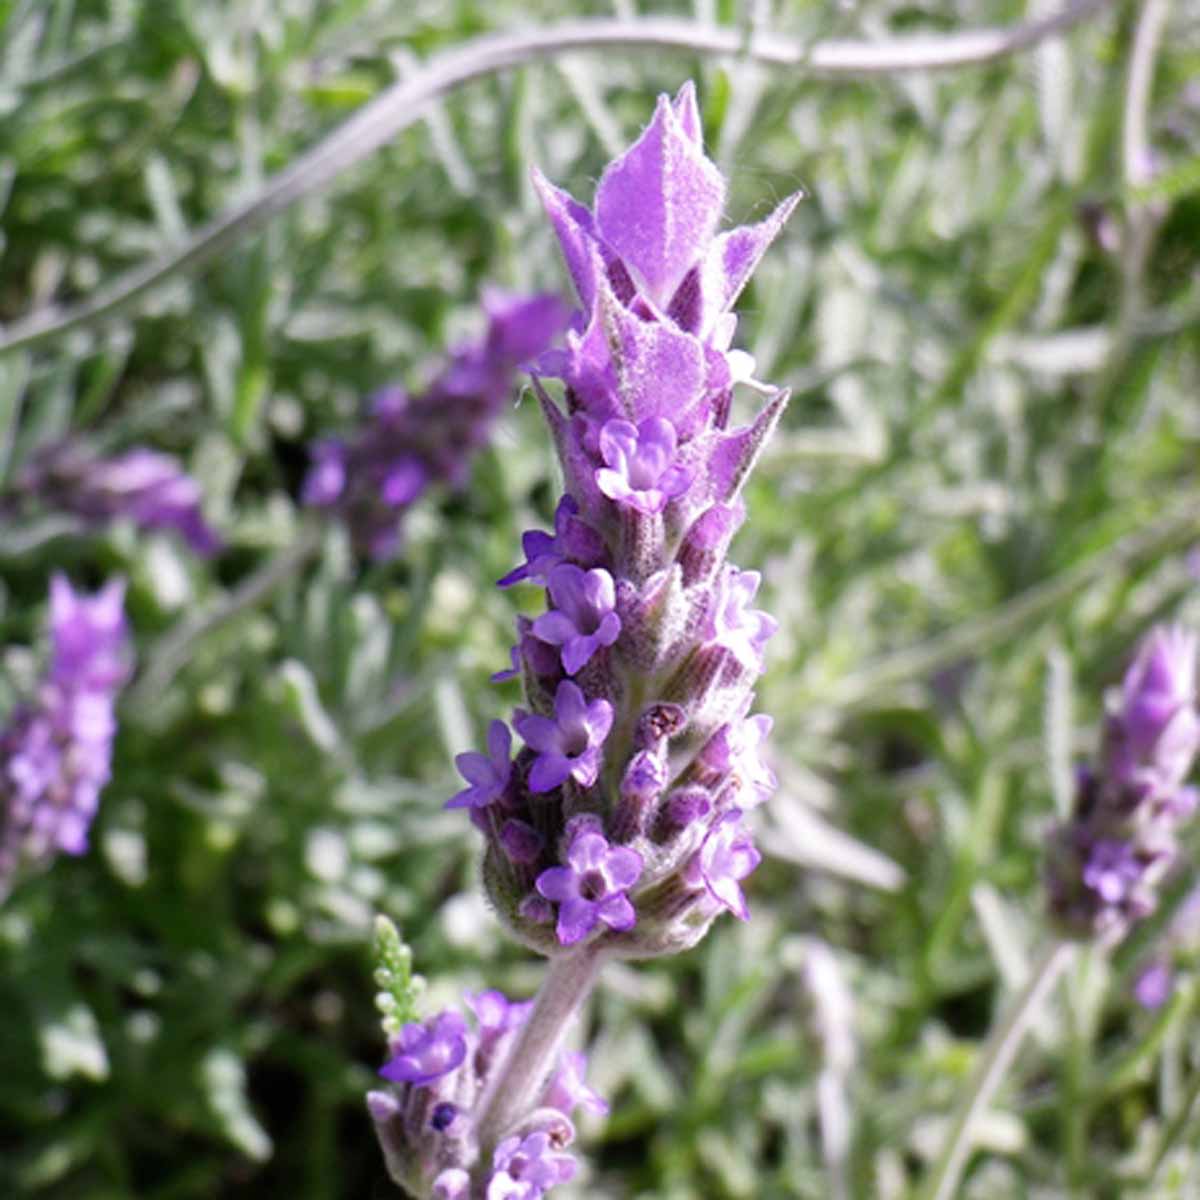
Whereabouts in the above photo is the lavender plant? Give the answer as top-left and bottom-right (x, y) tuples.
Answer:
(1047, 625), (1200, 943)
(0, 575), (131, 901)
(6, 440), (220, 556)
(367, 82), (798, 1198)
(303, 289), (569, 560)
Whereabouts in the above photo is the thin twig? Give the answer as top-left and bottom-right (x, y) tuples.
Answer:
(0, 3), (1114, 357)
(1114, 0), (1171, 356)
(923, 939), (1075, 1200)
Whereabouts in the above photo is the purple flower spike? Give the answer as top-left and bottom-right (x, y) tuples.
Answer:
(514, 682), (613, 792)
(704, 567), (778, 672)
(595, 417), (693, 514)
(536, 830), (642, 945)
(684, 809), (761, 921)
(446, 720), (512, 810)
(544, 1051), (609, 1118)
(532, 565), (621, 675)
(486, 1130), (577, 1200)
(11, 440), (220, 556)
(379, 1011), (468, 1087)
(594, 90), (726, 308)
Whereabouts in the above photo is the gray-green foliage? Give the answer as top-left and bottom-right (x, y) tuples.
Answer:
(1, 0), (1200, 1198)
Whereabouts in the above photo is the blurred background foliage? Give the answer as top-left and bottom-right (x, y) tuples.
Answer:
(2, 0), (1200, 1196)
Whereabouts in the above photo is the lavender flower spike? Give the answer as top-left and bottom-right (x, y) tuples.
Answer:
(1, 575), (132, 897)
(388, 81), (791, 1199)
(304, 288), (569, 559)
(1047, 625), (1200, 941)
(9, 439), (220, 555)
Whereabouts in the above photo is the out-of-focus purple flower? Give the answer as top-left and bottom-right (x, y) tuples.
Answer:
(543, 1051), (609, 1118)
(1134, 961), (1173, 1010)
(683, 809), (761, 921)
(536, 830), (642, 945)
(304, 290), (570, 559)
(595, 417), (693, 514)
(486, 1130), (577, 1199)
(514, 682), (613, 793)
(1081, 840), (1144, 906)
(379, 1012), (469, 1087)
(465, 990), (532, 1045)
(1106, 625), (1200, 797)
(532, 565), (621, 675)
(446, 721), (512, 810)
(0, 576), (132, 896)
(9, 440), (220, 555)
(1048, 625), (1200, 941)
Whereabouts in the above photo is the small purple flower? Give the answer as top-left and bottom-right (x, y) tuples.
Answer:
(446, 720), (512, 810)
(703, 567), (777, 672)
(544, 1051), (609, 1118)
(683, 809), (761, 921)
(1081, 839), (1144, 906)
(48, 574), (129, 690)
(486, 1131), (577, 1199)
(535, 831), (642, 945)
(514, 682), (613, 793)
(379, 1011), (468, 1087)
(465, 989), (533, 1045)
(303, 439), (348, 507)
(532, 565), (621, 675)
(595, 417), (693, 514)
(701, 711), (776, 808)
(1133, 960), (1173, 1010)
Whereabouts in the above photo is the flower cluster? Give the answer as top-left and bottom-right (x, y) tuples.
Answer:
(456, 82), (795, 962)
(303, 289), (569, 559)
(1047, 625), (1200, 941)
(8, 439), (220, 556)
(368, 991), (605, 1199)
(0, 575), (131, 899)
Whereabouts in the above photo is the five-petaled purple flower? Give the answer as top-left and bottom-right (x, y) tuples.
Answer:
(683, 809), (762, 921)
(514, 682), (613, 792)
(536, 830), (642, 945)
(595, 417), (693, 514)
(446, 720), (512, 810)
(486, 1131), (577, 1200)
(379, 1012), (469, 1087)
(532, 565), (621, 675)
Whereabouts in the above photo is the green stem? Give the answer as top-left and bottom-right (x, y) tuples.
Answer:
(924, 939), (1074, 1200)
(473, 947), (605, 1156)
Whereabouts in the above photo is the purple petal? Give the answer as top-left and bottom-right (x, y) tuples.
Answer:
(595, 94), (726, 307)
(597, 892), (636, 931)
(604, 845), (643, 889)
(529, 753), (572, 793)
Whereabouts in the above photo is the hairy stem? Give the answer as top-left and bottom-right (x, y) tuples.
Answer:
(924, 939), (1074, 1200)
(473, 946), (605, 1157)
(0, 3), (1113, 357)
